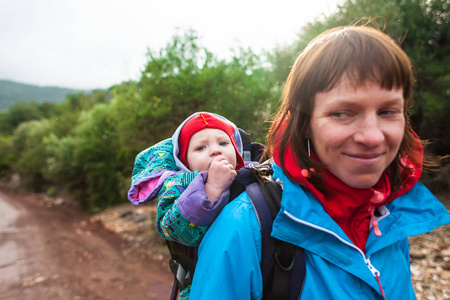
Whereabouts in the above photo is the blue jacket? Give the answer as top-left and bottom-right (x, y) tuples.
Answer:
(190, 163), (450, 299)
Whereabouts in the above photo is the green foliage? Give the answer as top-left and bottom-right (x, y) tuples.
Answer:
(46, 186), (57, 196)
(1, 12), (447, 213)
(2, 31), (278, 212)
(13, 119), (53, 190)
(115, 30), (276, 151)
(43, 103), (123, 212)
(0, 88), (116, 211)
(101, 31), (276, 211)
(0, 92), (106, 136)
(0, 101), (45, 135)
(0, 135), (14, 177)
(44, 134), (81, 188)
(70, 105), (122, 212)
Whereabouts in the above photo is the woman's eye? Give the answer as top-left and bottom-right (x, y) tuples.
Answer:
(379, 109), (400, 116)
(331, 111), (349, 118)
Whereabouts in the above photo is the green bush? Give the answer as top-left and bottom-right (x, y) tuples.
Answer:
(0, 135), (14, 177)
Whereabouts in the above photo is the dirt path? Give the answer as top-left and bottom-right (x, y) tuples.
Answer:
(0, 189), (173, 300)
(1, 186), (448, 299)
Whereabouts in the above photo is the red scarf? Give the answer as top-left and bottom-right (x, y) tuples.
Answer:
(273, 135), (421, 252)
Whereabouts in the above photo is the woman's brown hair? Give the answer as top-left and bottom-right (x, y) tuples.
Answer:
(265, 25), (431, 193)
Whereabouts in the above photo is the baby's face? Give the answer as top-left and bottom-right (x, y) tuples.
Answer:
(186, 128), (237, 171)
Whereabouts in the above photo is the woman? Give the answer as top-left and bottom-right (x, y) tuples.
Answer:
(189, 25), (450, 299)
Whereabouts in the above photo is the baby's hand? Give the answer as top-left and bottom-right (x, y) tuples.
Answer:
(205, 156), (237, 202)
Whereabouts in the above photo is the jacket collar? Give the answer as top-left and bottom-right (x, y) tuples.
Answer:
(272, 163), (449, 256)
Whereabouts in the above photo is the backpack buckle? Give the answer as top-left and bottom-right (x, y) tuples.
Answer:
(169, 259), (191, 290)
(274, 244), (296, 271)
(250, 163), (273, 183)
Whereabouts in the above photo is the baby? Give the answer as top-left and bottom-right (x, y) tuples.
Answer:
(128, 112), (247, 299)
(176, 112), (245, 202)
(128, 112), (245, 246)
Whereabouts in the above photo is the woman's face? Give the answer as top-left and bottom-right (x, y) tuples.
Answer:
(309, 78), (405, 189)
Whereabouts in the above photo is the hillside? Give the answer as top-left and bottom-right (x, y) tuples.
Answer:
(0, 80), (88, 111)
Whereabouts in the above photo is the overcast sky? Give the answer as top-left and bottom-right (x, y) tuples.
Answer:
(0, 0), (342, 90)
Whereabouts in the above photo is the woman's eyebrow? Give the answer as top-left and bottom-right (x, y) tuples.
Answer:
(383, 98), (405, 106)
(328, 97), (404, 108)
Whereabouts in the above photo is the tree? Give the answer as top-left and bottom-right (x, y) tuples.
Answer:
(12, 119), (53, 190)
(44, 103), (123, 212)
(0, 135), (14, 177)
(0, 101), (43, 135)
(115, 30), (277, 152)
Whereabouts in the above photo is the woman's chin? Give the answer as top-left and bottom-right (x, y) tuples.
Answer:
(339, 174), (382, 190)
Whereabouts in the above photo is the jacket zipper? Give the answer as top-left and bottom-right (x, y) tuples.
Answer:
(365, 256), (387, 299)
(283, 210), (387, 299)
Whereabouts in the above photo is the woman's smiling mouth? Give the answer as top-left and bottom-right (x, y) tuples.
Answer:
(345, 153), (384, 164)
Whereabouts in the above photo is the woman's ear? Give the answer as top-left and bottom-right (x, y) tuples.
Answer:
(306, 127), (312, 139)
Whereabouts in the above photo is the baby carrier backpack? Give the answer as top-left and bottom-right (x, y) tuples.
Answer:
(166, 130), (306, 300)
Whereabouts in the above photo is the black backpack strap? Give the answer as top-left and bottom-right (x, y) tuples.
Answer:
(165, 167), (258, 300)
(238, 128), (267, 162)
(246, 182), (278, 289)
(239, 128), (253, 162)
(166, 164), (305, 300)
(247, 166), (306, 300)
(229, 167), (258, 199)
(166, 240), (197, 300)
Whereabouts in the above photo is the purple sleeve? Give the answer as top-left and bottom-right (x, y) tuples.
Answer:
(128, 170), (176, 204)
(177, 172), (230, 226)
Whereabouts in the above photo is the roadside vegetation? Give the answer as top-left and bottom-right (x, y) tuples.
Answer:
(0, 0), (448, 212)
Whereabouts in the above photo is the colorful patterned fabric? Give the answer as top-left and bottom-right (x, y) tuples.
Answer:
(128, 138), (178, 204)
(128, 137), (224, 247)
(128, 112), (245, 300)
(155, 170), (208, 246)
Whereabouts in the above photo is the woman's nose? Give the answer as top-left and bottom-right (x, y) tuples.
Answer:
(353, 115), (385, 146)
